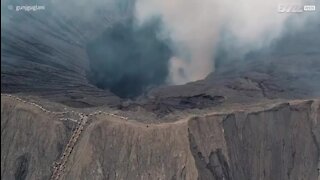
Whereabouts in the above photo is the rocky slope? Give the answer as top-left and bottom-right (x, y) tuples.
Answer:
(2, 0), (320, 108)
(1, 0), (135, 107)
(1, 94), (319, 180)
(2, 0), (320, 180)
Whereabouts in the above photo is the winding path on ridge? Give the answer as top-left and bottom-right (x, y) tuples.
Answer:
(1, 93), (127, 180)
(2, 93), (319, 179)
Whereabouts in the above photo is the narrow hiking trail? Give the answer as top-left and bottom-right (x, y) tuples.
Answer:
(1, 93), (128, 180)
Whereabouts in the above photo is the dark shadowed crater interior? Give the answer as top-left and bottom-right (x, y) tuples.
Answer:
(86, 20), (172, 99)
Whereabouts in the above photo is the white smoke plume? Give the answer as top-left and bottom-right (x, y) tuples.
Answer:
(134, 0), (311, 84)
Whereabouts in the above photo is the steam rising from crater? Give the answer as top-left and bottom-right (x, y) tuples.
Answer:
(134, 0), (309, 84)
(2, 0), (316, 99)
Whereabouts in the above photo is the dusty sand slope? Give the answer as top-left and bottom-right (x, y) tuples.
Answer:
(2, 94), (319, 180)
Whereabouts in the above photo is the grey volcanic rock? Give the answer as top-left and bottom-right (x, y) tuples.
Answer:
(1, 0), (135, 107)
(141, 20), (320, 114)
(1, 0), (319, 109)
(1, 95), (319, 180)
(1, 0), (320, 180)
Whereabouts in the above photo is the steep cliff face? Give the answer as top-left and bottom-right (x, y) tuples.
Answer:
(1, 0), (136, 107)
(1, 1), (320, 179)
(1, 96), (73, 179)
(2, 94), (319, 180)
(2, 0), (320, 108)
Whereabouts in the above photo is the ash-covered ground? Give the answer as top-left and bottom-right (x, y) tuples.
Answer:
(1, 0), (319, 118)
(1, 0), (320, 179)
